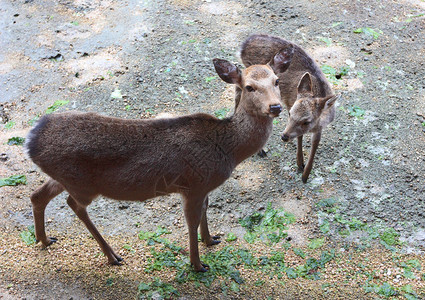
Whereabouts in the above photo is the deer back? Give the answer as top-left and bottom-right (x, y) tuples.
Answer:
(240, 34), (333, 109)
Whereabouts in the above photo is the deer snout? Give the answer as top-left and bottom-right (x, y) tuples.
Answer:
(281, 134), (290, 142)
(269, 104), (282, 116)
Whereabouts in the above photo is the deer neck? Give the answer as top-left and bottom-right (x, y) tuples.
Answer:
(227, 108), (273, 166)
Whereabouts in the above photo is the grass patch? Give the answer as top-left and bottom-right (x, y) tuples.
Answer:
(138, 278), (179, 299)
(239, 203), (295, 244)
(379, 227), (401, 248)
(308, 238), (325, 250)
(138, 226), (172, 245)
(364, 282), (398, 297)
(177, 246), (251, 286)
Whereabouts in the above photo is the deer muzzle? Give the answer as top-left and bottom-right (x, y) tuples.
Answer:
(269, 104), (282, 116)
(281, 134), (290, 142)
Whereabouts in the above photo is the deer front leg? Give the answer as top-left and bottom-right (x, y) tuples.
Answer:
(66, 195), (122, 265)
(200, 196), (221, 246)
(302, 131), (322, 183)
(183, 195), (209, 272)
(296, 135), (305, 172)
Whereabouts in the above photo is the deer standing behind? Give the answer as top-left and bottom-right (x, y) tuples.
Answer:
(25, 50), (293, 272)
(237, 34), (340, 183)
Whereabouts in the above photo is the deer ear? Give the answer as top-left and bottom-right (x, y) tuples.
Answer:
(269, 45), (294, 74)
(213, 58), (242, 86)
(319, 94), (340, 110)
(297, 72), (313, 95)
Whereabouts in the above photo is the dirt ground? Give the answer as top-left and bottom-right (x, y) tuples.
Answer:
(1, 0), (424, 299)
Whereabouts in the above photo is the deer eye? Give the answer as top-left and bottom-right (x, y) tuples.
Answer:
(303, 121), (311, 126)
(246, 85), (255, 92)
(275, 79), (279, 86)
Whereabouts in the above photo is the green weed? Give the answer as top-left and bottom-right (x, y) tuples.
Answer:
(321, 65), (350, 84)
(239, 203), (295, 244)
(332, 22), (343, 27)
(214, 108), (230, 120)
(20, 225), (36, 245)
(4, 121), (15, 130)
(308, 238), (325, 249)
(353, 27), (383, 39)
(226, 233), (237, 242)
(364, 282), (398, 297)
(319, 220), (330, 234)
(347, 105), (365, 119)
(177, 246), (250, 287)
(205, 76), (216, 83)
(7, 137), (25, 146)
(122, 244), (135, 253)
(318, 37), (332, 46)
(0, 175), (27, 187)
(183, 20), (195, 25)
(144, 108), (155, 115)
(45, 100), (69, 114)
(138, 278), (178, 299)
(400, 259), (421, 279)
(405, 13), (424, 23)
(106, 278), (114, 286)
(284, 250), (335, 281)
(316, 198), (337, 213)
(379, 227), (401, 247)
(401, 284), (419, 300)
(138, 226), (171, 245)
(293, 248), (306, 259)
(28, 116), (40, 126)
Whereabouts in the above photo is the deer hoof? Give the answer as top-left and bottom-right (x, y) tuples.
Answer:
(257, 149), (267, 158)
(193, 263), (209, 272)
(208, 239), (221, 246)
(40, 237), (57, 247)
(302, 175), (308, 183)
(115, 254), (123, 262)
(110, 259), (123, 266)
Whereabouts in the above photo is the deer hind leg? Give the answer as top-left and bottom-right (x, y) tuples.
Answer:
(183, 194), (210, 272)
(302, 131), (322, 183)
(30, 179), (65, 247)
(296, 135), (305, 172)
(66, 195), (122, 265)
(199, 196), (221, 246)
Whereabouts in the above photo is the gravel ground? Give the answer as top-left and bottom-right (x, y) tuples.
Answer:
(1, 0), (424, 299)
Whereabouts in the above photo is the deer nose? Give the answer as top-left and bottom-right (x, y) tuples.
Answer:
(269, 104), (282, 115)
(281, 134), (289, 142)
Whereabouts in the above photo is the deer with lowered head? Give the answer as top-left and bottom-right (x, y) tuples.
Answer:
(236, 34), (340, 183)
(25, 49), (293, 272)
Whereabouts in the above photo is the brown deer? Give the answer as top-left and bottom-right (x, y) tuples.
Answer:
(236, 34), (339, 183)
(25, 50), (293, 272)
